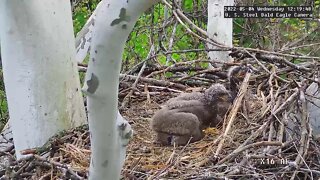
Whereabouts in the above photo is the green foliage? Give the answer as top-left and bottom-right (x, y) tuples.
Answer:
(73, 0), (100, 34)
(165, 72), (173, 78)
(183, 0), (193, 12)
(281, 0), (303, 5)
(0, 90), (8, 117)
(0, 69), (8, 128)
(316, 0), (320, 8)
(158, 55), (167, 65)
(171, 53), (181, 62)
(123, 2), (208, 67)
(73, 7), (88, 34)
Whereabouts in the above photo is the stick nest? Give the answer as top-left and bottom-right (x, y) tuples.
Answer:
(1, 52), (320, 179)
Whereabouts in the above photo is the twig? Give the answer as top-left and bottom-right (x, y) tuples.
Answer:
(120, 74), (186, 90)
(257, 53), (310, 71)
(165, 20), (178, 65)
(33, 154), (83, 180)
(162, 0), (320, 60)
(291, 84), (310, 180)
(215, 71), (251, 158)
(217, 141), (283, 165)
(176, 68), (222, 81)
(121, 50), (149, 108)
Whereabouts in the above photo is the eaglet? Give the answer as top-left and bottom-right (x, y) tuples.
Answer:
(151, 83), (233, 146)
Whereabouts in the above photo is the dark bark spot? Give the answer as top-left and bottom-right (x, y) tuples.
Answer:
(88, 18), (95, 26)
(102, 160), (108, 167)
(86, 73), (99, 94)
(124, 130), (133, 139)
(111, 8), (131, 26)
(118, 123), (127, 130)
(80, 37), (87, 49)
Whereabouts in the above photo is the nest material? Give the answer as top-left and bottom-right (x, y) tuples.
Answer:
(1, 53), (320, 179)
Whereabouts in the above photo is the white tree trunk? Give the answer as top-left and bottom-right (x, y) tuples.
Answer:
(75, 2), (103, 63)
(0, 0), (86, 159)
(306, 81), (320, 139)
(207, 0), (234, 66)
(83, 0), (159, 179)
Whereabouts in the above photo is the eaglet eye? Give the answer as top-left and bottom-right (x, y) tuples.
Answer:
(218, 94), (231, 102)
(167, 135), (173, 144)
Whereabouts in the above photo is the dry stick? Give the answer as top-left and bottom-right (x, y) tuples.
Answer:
(78, 63), (191, 90)
(38, 172), (51, 180)
(303, 122), (314, 176)
(171, 5), (226, 49)
(277, 110), (288, 155)
(163, 0), (320, 60)
(265, 121), (275, 153)
(165, 20), (178, 65)
(165, 48), (231, 54)
(245, 49), (290, 83)
(245, 46), (320, 60)
(268, 69), (275, 111)
(268, 139), (294, 155)
(173, 3), (227, 48)
(121, 62), (146, 108)
(217, 89), (299, 165)
(137, 84), (183, 93)
(258, 54), (310, 71)
(143, 83), (151, 104)
(279, 42), (320, 52)
(265, 70), (276, 153)
(276, 89), (299, 114)
(119, 74), (186, 90)
(146, 66), (206, 79)
(291, 87), (310, 180)
(283, 26), (320, 49)
(127, 52), (226, 76)
(216, 121), (269, 166)
(127, 91), (160, 96)
(194, 134), (225, 167)
(121, 45), (155, 108)
(148, 140), (191, 180)
(226, 157), (249, 176)
(214, 71), (251, 158)
(217, 141), (283, 165)
(33, 154), (83, 180)
(146, 59), (236, 78)
(161, 0), (225, 49)
(171, 10), (214, 48)
(183, 5), (319, 60)
(300, 168), (320, 176)
(12, 161), (30, 178)
(176, 67), (222, 81)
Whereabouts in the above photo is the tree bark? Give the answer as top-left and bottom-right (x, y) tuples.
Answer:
(306, 81), (320, 139)
(207, 0), (234, 67)
(83, 0), (159, 179)
(0, 0), (86, 159)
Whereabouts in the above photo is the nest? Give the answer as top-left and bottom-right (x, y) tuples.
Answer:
(1, 51), (320, 179)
